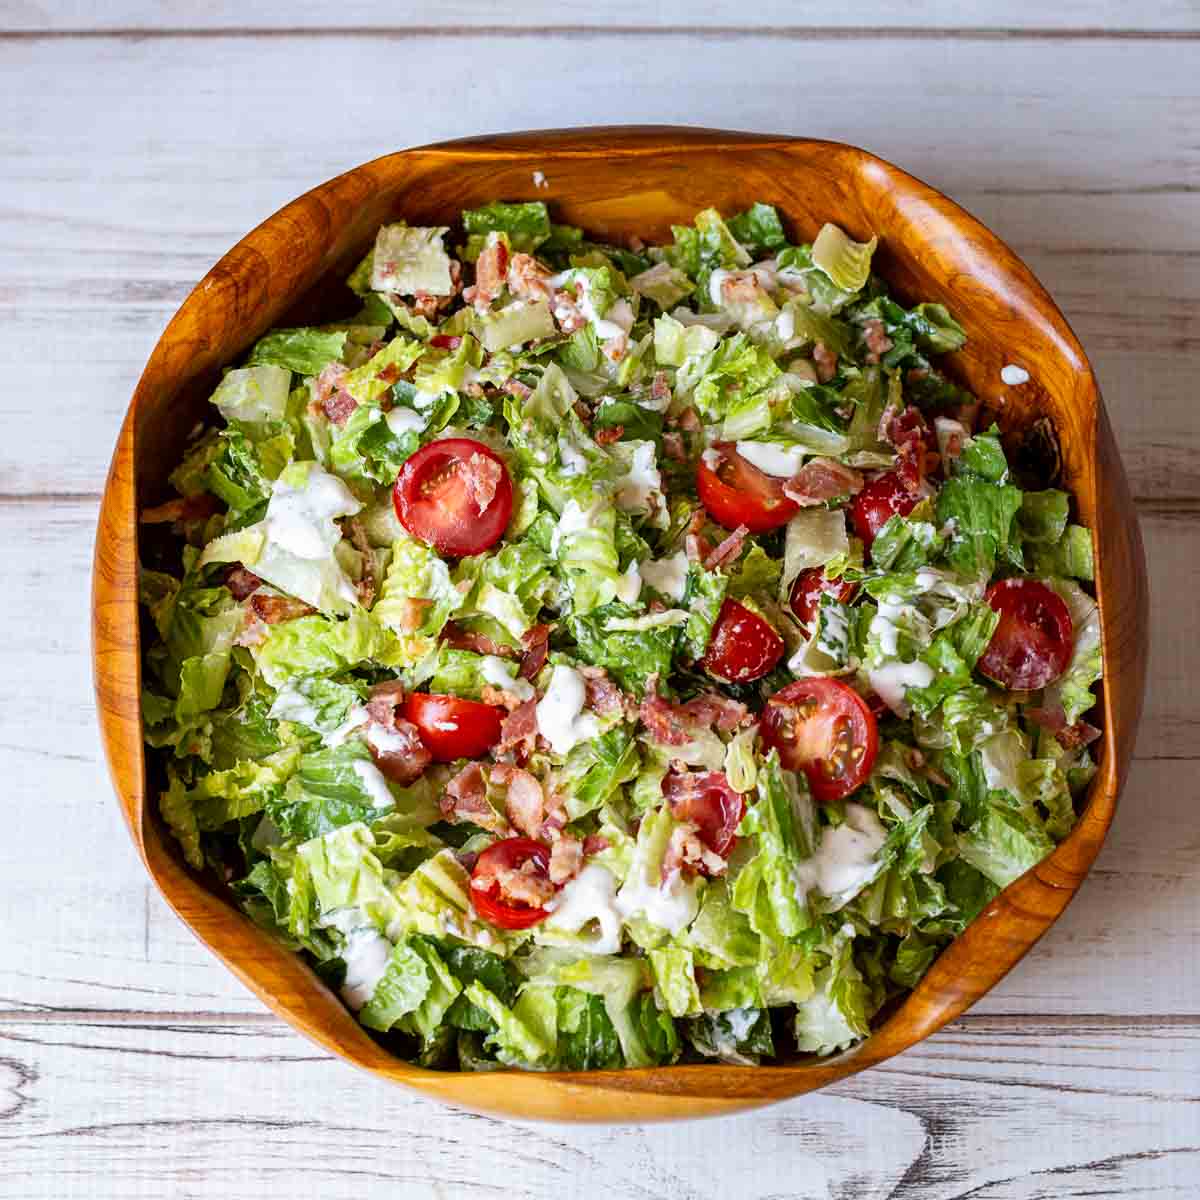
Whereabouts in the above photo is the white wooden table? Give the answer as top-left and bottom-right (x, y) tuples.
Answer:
(2, 4), (1198, 1196)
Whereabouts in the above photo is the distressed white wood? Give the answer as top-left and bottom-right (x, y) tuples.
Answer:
(0, 1016), (1196, 1199)
(4, 1), (1199, 32)
(1, 11), (1198, 1194)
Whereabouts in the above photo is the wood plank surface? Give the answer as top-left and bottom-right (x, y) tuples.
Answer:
(1, 9), (1198, 1196)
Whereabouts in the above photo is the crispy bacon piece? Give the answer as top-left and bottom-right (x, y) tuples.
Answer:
(442, 762), (506, 833)
(675, 406), (702, 433)
(601, 332), (629, 363)
(519, 623), (553, 681)
(812, 341), (839, 383)
(312, 362), (357, 426)
(782, 458), (864, 506)
(503, 378), (533, 400)
(224, 566), (262, 601)
(235, 613), (268, 648)
(343, 516), (379, 608)
(594, 424), (624, 446)
(365, 679), (407, 725)
(1057, 720), (1102, 750)
(249, 594), (317, 624)
(548, 834), (584, 885)
(679, 691), (752, 732)
(551, 290), (587, 333)
(661, 431), (686, 462)
(462, 452), (502, 514)
(686, 533), (713, 565)
(639, 688), (751, 746)
(490, 764), (546, 839)
(472, 240), (509, 311)
(579, 665), (630, 718)
(507, 253), (554, 301)
(440, 621), (518, 659)
(885, 407), (939, 493)
(652, 371), (672, 407)
(472, 858), (556, 908)
(861, 318), (894, 365)
(496, 698), (540, 760)
(361, 680), (430, 784)
(582, 834), (610, 856)
(663, 822), (726, 879)
(703, 524), (748, 570)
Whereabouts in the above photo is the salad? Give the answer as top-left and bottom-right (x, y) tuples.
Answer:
(139, 199), (1104, 1071)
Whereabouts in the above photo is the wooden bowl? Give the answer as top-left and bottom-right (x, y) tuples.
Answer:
(92, 127), (1148, 1122)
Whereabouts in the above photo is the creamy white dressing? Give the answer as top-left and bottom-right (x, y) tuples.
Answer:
(338, 927), (393, 1011)
(352, 759), (395, 809)
(701, 447), (722, 471)
(1000, 364), (1030, 386)
(734, 440), (805, 478)
(266, 465), (362, 561)
(535, 664), (600, 756)
(639, 550), (689, 601)
(549, 498), (596, 557)
(708, 268), (732, 307)
(614, 441), (663, 515)
(385, 407), (426, 436)
(268, 683), (320, 727)
(324, 703), (369, 747)
(531, 169), (548, 190)
(363, 722), (411, 754)
(614, 560), (643, 605)
(557, 436), (588, 477)
(479, 654), (535, 701)
(616, 866), (699, 934)
(775, 307), (797, 341)
(794, 802), (888, 907)
(868, 660), (935, 716)
(544, 864), (623, 954)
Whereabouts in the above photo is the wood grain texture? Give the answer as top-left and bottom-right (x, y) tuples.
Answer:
(0, 1016), (1197, 1199)
(4, 35), (1200, 499)
(88, 127), (1146, 1121)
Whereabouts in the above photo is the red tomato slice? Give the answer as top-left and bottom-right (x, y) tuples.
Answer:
(761, 678), (879, 802)
(696, 444), (799, 534)
(701, 599), (785, 683)
(849, 471), (919, 550)
(662, 770), (745, 861)
(789, 567), (858, 630)
(393, 437), (513, 557)
(978, 578), (1074, 690)
(470, 837), (555, 930)
(403, 693), (503, 762)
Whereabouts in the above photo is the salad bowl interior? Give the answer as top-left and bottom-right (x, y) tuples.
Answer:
(92, 127), (1147, 1121)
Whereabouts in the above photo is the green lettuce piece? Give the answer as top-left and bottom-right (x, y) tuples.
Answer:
(869, 514), (943, 572)
(726, 203), (789, 255)
(204, 427), (281, 527)
(780, 509), (851, 601)
(685, 880), (760, 969)
(691, 336), (782, 424)
(936, 476), (1023, 576)
(629, 262), (693, 310)
(555, 988), (624, 1070)
(392, 850), (509, 952)
(160, 579), (243, 719)
(296, 822), (403, 936)
(811, 223), (877, 293)
(957, 426), (1009, 483)
(358, 938), (433, 1032)
(557, 728), (640, 821)
(160, 775), (204, 869)
(372, 533), (467, 662)
(340, 337), (425, 406)
(552, 499), (621, 616)
(270, 742), (395, 842)
(652, 313), (720, 367)
(1031, 525), (1094, 580)
(253, 609), (400, 688)
(958, 802), (1053, 889)
(686, 1008), (774, 1065)
(369, 224), (453, 295)
(647, 945), (702, 1017)
(794, 936), (872, 1055)
(248, 328), (347, 376)
(681, 566), (728, 661)
(268, 674), (361, 738)
(210, 365), (291, 423)
(851, 296), (966, 365)
(442, 946), (521, 1032)
(566, 602), (676, 692)
(1019, 490), (1070, 543)
(465, 982), (555, 1066)
(1046, 579), (1103, 723)
(664, 207), (751, 299)
(462, 201), (551, 253)
(189, 745), (300, 830)
(477, 299), (557, 351)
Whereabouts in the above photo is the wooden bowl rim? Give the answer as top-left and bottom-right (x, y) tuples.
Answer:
(92, 125), (1145, 1122)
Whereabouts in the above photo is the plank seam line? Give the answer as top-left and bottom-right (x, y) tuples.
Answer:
(2, 25), (1200, 42)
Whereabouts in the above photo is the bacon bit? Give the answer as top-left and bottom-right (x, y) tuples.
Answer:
(369, 717), (431, 785)
(224, 566), (262, 601)
(443, 762), (507, 833)
(490, 764), (545, 839)
(578, 665), (631, 719)
(551, 289), (587, 333)
(548, 835), (584, 885)
(573, 399), (593, 426)
(519, 623), (553, 681)
(703, 523), (749, 570)
(782, 458), (864, 506)
(594, 424), (624, 446)
(686, 508), (708, 536)
(249, 594), (317, 624)
(365, 679), (407, 725)
(627, 234), (646, 253)
(428, 334), (462, 350)
(471, 240), (509, 312)
(675, 406), (702, 433)
(600, 332), (629, 363)
(539, 803), (567, 842)
(680, 692), (752, 732)
(686, 533), (713, 565)
(507, 253), (554, 301)
(661, 431), (685, 462)
(410, 287), (459, 321)
(1057, 720), (1102, 750)
(311, 362), (357, 426)
(503, 378), (533, 400)
(639, 687), (751, 746)
(462, 452), (502, 514)
(440, 621), (518, 659)
(472, 858), (556, 908)
(140, 493), (220, 525)
(812, 341), (839, 383)
(235, 612), (268, 648)
(652, 371), (672, 406)
(885, 406), (939, 493)
(719, 272), (768, 306)
(343, 516), (379, 609)
(582, 834), (611, 856)
(496, 698), (540, 760)
(663, 822), (726, 879)
(862, 318), (894, 365)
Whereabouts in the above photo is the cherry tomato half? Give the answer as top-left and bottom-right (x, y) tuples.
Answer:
(662, 770), (745, 862)
(701, 599), (785, 683)
(393, 437), (513, 557)
(789, 567), (859, 631)
(469, 837), (555, 930)
(849, 471), (919, 551)
(761, 678), (879, 802)
(978, 578), (1074, 691)
(696, 445), (799, 534)
(402, 693), (503, 762)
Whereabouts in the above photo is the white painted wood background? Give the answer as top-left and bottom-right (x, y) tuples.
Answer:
(2, 3), (1199, 1196)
